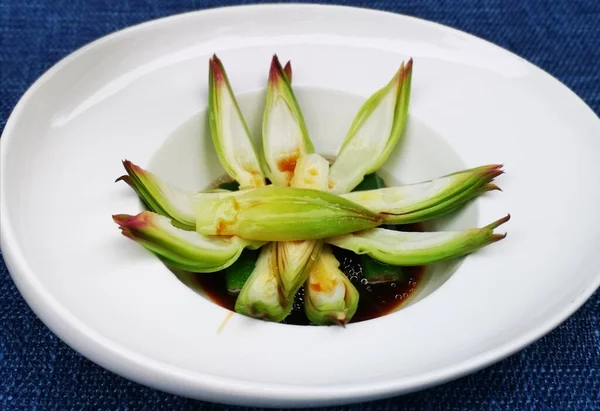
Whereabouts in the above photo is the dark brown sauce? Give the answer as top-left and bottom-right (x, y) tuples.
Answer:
(189, 222), (425, 326)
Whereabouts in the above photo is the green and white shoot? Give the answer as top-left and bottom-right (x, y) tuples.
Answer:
(192, 186), (382, 241)
(261, 55), (314, 186)
(117, 159), (501, 236)
(209, 54), (265, 189)
(328, 59), (413, 194)
(342, 164), (503, 224)
(289, 156), (360, 325)
(304, 246), (360, 325)
(326, 215), (510, 266)
(116, 160), (195, 229)
(113, 211), (264, 272)
(235, 243), (292, 322)
(238, 60), (319, 309)
(112, 55), (510, 326)
(277, 154), (330, 299)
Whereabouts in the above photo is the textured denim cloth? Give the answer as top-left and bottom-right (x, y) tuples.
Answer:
(1, 1), (599, 410)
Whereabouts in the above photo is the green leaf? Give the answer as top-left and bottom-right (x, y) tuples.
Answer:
(218, 180), (240, 191)
(350, 173), (404, 282)
(360, 255), (405, 283)
(225, 249), (259, 293)
(352, 173), (386, 192)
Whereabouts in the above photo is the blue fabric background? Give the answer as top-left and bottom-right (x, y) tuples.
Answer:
(1, 0), (599, 409)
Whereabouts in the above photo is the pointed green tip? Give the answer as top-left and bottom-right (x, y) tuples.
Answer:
(481, 165), (505, 183)
(394, 58), (413, 101)
(485, 214), (511, 230)
(394, 58), (413, 85)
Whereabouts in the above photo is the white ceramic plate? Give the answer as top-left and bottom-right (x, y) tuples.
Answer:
(1, 4), (599, 408)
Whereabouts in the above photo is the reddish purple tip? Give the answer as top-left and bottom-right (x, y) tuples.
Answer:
(395, 58), (414, 85)
(484, 183), (502, 192)
(269, 54), (285, 85)
(112, 211), (152, 229)
(489, 232), (508, 244)
(486, 164), (503, 170)
(115, 175), (133, 186)
(118, 227), (138, 241)
(485, 214), (511, 230)
(481, 167), (505, 182)
(283, 61), (292, 83)
(112, 214), (134, 226)
(324, 315), (347, 327)
(121, 159), (145, 177)
(209, 55), (225, 84)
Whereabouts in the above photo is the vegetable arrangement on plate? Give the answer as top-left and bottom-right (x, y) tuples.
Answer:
(114, 55), (509, 325)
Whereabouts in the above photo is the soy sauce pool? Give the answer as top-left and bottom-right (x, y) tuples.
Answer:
(190, 222), (425, 326)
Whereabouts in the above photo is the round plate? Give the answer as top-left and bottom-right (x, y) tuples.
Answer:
(1, 4), (599, 407)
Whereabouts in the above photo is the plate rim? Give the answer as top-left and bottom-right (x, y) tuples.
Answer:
(1, 3), (599, 407)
